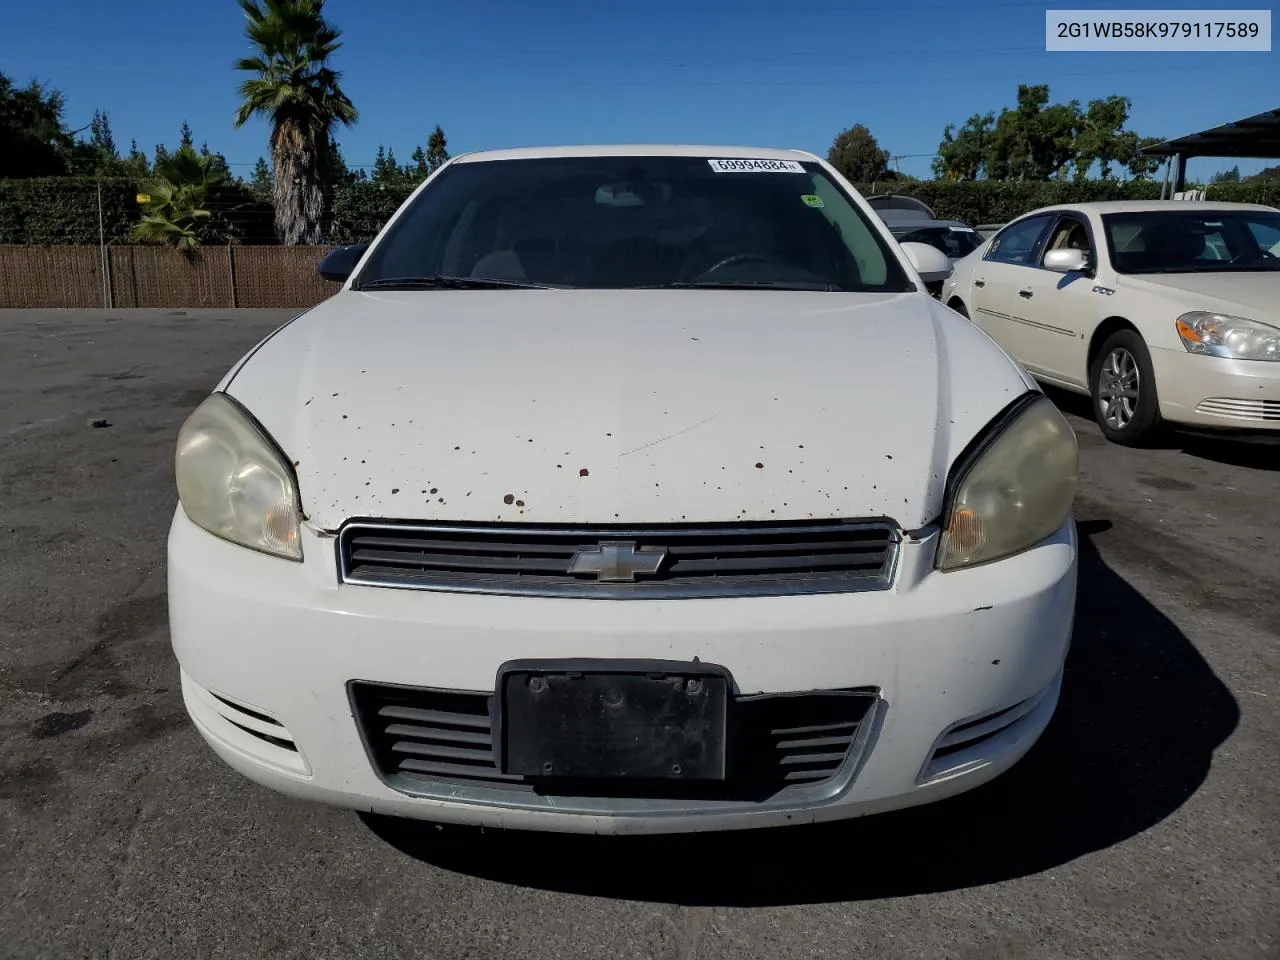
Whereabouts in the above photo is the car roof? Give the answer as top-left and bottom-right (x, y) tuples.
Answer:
(1031, 199), (1278, 216)
(454, 144), (824, 163)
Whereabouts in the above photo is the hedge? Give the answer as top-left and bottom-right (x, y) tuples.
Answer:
(329, 183), (415, 243)
(3, 176), (1278, 246)
(0, 177), (138, 244)
(0, 176), (276, 245)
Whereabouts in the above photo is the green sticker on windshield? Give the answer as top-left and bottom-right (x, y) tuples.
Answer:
(801, 194), (825, 208)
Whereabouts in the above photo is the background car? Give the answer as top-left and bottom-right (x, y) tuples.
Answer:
(943, 200), (1280, 445)
(866, 195), (985, 296)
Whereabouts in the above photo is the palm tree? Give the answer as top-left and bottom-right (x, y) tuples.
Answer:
(233, 0), (357, 245)
(130, 144), (229, 255)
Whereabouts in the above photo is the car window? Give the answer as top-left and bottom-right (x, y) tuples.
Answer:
(1042, 217), (1092, 257)
(1248, 219), (1280, 255)
(1103, 209), (1280, 273)
(898, 226), (984, 259)
(985, 215), (1054, 266)
(354, 157), (915, 293)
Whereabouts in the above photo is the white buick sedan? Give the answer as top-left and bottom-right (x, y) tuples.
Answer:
(943, 201), (1280, 446)
(168, 145), (1079, 835)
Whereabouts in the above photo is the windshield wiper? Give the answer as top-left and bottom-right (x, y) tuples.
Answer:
(354, 275), (557, 291)
(638, 280), (843, 291)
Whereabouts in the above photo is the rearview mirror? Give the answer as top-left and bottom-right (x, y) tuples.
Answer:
(1043, 248), (1090, 274)
(899, 241), (953, 285)
(318, 243), (370, 283)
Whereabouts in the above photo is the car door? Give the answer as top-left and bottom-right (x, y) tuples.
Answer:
(1011, 212), (1100, 387)
(968, 214), (1056, 359)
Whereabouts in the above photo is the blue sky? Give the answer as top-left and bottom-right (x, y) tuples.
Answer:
(2, 0), (1276, 180)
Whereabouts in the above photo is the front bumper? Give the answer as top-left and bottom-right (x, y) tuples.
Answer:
(1150, 345), (1280, 431)
(168, 508), (1078, 834)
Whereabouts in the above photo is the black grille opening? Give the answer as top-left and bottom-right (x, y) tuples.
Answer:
(340, 519), (898, 598)
(351, 681), (877, 802)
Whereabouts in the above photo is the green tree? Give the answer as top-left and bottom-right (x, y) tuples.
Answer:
(250, 156), (272, 197)
(0, 72), (74, 177)
(1211, 165), (1241, 183)
(372, 143), (402, 183)
(179, 120), (194, 148)
(234, 0), (359, 244)
(410, 144), (428, 177)
(130, 143), (229, 254)
(123, 139), (150, 178)
(425, 124), (449, 172)
(827, 124), (891, 182)
(984, 84), (1081, 181)
(328, 136), (360, 185)
(1072, 95), (1130, 180)
(933, 113), (993, 180)
(199, 141), (232, 180)
(1248, 164), (1280, 182)
(1122, 135), (1165, 180)
(89, 109), (116, 158)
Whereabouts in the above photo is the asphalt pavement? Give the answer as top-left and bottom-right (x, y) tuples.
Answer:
(1, 308), (1276, 960)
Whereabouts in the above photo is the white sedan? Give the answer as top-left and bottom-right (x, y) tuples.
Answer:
(943, 200), (1280, 445)
(168, 145), (1079, 835)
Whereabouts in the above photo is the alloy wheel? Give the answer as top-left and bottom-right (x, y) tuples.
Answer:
(1097, 347), (1140, 430)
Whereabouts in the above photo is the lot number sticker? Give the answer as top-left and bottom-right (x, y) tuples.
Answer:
(708, 158), (806, 173)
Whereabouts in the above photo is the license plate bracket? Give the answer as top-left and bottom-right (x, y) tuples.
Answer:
(495, 659), (730, 780)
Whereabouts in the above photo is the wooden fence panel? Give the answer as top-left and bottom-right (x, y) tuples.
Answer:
(0, 244), (344, 309)
(233, 246), (339, 308)
(0, 246), (103, 308)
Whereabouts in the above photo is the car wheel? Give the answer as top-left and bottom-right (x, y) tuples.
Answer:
(1089, 329), (1164, 446)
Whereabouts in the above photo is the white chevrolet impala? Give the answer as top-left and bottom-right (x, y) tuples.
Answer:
(168, 145), (1079, 834)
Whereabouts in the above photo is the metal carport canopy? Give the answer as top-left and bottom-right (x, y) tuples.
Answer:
(1140, 107), (1280, 195)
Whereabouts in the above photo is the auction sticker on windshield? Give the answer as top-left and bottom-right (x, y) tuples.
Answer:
(707, 159), (806, 173)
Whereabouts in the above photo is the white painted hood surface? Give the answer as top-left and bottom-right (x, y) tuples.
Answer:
(223, 289), (1035, 531)
(1124, 271), (1280, 319)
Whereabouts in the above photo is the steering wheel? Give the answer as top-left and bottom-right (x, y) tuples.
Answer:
(1229, 249), (1277, 265)
(691, 252), (777, 280)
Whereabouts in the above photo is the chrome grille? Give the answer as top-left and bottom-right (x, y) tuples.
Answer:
(338, 519), (899, 598)
(350, 681), (878, 801)
(1196, 397), (1280, 422)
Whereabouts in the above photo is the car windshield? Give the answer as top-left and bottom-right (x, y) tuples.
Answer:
(353, 156), (915, 293)
(897, 226), (984, 259)
(1102, 209), (1280, 274)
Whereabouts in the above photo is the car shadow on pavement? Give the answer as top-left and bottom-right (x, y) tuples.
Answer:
(362, 522), (1239, 906)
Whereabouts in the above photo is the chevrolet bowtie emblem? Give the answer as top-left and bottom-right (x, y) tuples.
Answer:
(567, 541), (668, 582)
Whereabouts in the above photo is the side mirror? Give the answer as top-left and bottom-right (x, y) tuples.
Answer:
(899, 241), (953, 285)
(1043, 248), (1090, 274)
(318, 243), (369, 283)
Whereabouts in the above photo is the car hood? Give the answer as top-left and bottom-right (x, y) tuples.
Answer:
(1124, 271), (1280, 317)
(222, 289), (1034, 531)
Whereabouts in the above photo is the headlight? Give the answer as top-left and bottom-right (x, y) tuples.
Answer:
(1176, 311), (1280, 361)
(937, 396), (1078, 571)
(175, 393), (302, 560)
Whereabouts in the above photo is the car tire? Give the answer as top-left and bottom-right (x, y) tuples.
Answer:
(1089, 329), (1164, 446)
